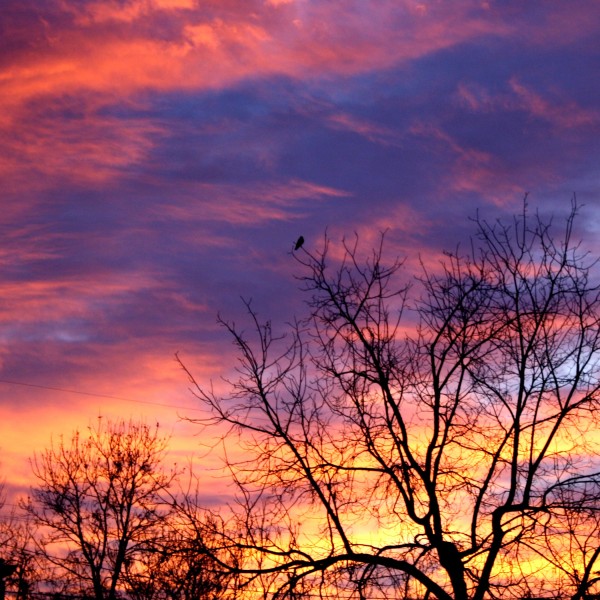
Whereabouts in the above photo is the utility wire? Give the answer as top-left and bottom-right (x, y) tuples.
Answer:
(0, 378), (203, 413)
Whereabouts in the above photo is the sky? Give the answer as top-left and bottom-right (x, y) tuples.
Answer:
(1, 0), (600, 507)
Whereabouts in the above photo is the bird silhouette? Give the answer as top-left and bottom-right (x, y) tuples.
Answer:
(294, 235), (305, 251)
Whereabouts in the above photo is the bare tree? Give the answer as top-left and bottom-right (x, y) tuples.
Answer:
(25, 418), (179, 600)
(0, 472), (40, 600)
(0, 506), (42, 600)
(180, 201), (600, 599)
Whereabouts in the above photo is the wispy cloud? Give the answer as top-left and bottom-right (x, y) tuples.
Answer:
(456, 79), (599, 130)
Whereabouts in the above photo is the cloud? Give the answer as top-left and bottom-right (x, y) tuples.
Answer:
(508, 79), (599, 129)
(156, 178), (349, 227)
(68, 0), (198, 25)
(0, 106), (163, 186)
(0, 1), (507, 115)
(326, 112), (403, 147)
(455, 79), (599, 130)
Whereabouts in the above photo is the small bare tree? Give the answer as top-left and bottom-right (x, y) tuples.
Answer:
(181, 201), (600, 600)
(25, 418), (178, 600)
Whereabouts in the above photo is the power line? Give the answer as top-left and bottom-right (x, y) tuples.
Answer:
(0, 378), (203, 413)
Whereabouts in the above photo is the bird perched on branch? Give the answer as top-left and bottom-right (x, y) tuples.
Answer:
(294, 235), (305, 251)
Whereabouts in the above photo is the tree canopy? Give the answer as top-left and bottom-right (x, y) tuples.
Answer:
(25, 418), (178, 600)
(182, 202), (600, 600)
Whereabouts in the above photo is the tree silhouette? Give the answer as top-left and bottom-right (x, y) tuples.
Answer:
(0, 506), (40, 600)
(181, 202), (600, 600)
(124, 484), (229, 600)
(25, 418), (178, 600)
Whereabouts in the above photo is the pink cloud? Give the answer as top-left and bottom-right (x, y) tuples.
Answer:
(0, 2), (507, 115)
(0, 1), (516, 197)
(455, 79), (599, 130)
(153, 178), (349, 230)
(66, 0), (198, 25)
(0, 110), (162, 186)
(508, 79), (599, 129)
(326, 112), (403, 147)
(408, 121), (521, 204)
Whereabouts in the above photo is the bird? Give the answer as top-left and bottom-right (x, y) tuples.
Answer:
(294, 235), (305, 251)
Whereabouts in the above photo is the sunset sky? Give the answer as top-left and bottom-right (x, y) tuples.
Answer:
(1, 0), (600, 507)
